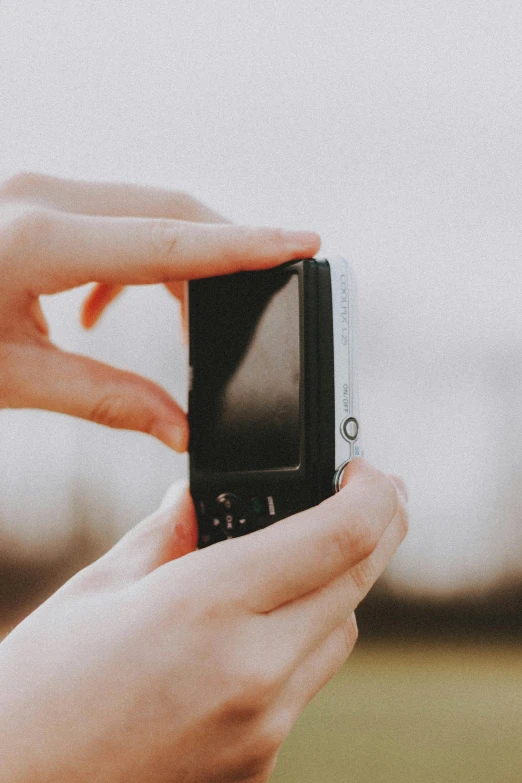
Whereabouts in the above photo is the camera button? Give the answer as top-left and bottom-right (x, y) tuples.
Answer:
(234, 516), (253, 536)
(250, 496), (268, 517)
(333, 458), (353, 493)
(341, 417), (359, 441)
(216, 492), (240, 511)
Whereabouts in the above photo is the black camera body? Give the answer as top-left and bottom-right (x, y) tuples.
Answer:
(188, 257), (361, 549)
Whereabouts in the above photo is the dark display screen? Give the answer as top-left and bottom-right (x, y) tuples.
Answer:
(190, 270), (301, 472)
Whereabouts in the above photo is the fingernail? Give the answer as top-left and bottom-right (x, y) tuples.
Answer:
(153, 423), (188, 452)
(284, 230), (321, 249)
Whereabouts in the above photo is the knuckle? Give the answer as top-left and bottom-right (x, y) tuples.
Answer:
(219, 656), (280, 719)
(148, 220), (180, 271)
(236, 665), (279, 710)
(256, 226), (287, 249)
(0, 171), (48, 199)
(0, 205), (55, 264)
(89, 391), (133, 430)
(89, 377), (162, 433)
(349, 554), (377, 596)
(331, 516), (379, 566)
(256, 714), (291, 758)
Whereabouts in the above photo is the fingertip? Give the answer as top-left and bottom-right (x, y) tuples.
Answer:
(80, 304), (96, 329)
(334, 457), (399, 529)
(284, 230), (322, 257)
(80, 288), (103, 329)
(80, 283), (124, 329)
(152, 421), (189, 452)
(339, 456), (372, 488)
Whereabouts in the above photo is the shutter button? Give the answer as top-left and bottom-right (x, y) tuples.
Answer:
(332, 458), (352, 493)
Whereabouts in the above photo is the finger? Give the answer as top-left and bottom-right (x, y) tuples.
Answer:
(165, 460), (400, 612)
(9, 342), (188, 450)
(72, 482), (197, 590)
(112, 481), (198, 570)
(166, 281), (189, 344)
(10, 209), (320, 294)
(282, 614), (359, 718)
(80, 283), (124, 328)
(2, 172), (229, 222)
(55, 176), (228, 329)
(80, 280), (186, 330)
(266, 496), (407, 666)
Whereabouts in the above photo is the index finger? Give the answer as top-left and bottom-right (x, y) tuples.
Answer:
(184, 460), (400, 614)
(1, 172), (229, 222)
(10, 210), (320, 294)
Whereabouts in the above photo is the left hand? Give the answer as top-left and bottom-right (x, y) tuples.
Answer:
(0, 172), (319, 450)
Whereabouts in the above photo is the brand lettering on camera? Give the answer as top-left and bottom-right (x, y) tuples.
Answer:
(340, 274), (348, 345)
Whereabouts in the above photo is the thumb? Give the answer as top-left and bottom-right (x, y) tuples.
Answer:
(79, 481), (198, 589)
(10, 343), (188, 451)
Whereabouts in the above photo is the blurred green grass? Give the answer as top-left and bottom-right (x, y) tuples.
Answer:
(272, 641), (522, 783)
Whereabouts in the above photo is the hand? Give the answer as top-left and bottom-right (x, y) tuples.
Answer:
(0, 172), (319, 450)
(0, 459), (408, 783)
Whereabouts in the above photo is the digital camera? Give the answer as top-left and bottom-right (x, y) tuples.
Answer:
(188, 256), (361, 548)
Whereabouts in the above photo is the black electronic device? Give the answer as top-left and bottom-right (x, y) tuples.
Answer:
(188, 257), (361, 548)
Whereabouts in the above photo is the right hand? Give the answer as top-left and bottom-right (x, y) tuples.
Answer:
(0, 459), (407, 783)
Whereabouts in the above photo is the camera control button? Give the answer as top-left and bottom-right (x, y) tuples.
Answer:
(341, 417), (359, 442)
(234, 515), (253, 536)
(216, 492), (240, 511)
(250, 496), (268, 517)
(332, 458), (353, 493)
(215, 494), (250, 534)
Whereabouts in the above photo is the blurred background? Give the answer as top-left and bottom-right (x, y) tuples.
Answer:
(0, 1), (521, 780)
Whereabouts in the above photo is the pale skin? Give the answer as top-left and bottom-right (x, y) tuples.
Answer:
(0, 174), (408, 783)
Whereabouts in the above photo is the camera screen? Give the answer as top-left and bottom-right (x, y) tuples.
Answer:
(190, 269), (301, 472)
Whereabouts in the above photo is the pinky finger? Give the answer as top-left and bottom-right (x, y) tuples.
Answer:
(282, 614), (359, 717)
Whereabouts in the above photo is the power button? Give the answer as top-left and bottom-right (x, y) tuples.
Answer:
(341, 417), (359, 442)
